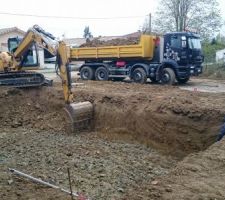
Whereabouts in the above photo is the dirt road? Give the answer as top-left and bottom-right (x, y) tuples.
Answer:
(179, 78), (225, 93)
(43, 69), (225, 94)
(0, 78), (225, 199)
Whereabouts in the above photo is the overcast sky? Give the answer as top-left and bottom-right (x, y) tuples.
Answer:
(0, 0), (224, 38)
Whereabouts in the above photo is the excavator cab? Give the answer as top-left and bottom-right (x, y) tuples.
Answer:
(8, 37), (40, 69)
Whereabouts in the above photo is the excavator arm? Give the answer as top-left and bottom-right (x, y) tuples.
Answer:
(19, 25), (72, 103)
(13, 25), (57, 70)
(56, 41), (74, 103)
(28, 25), (93, 131)
(1, 25), (93, 132)
(12, 25), (73, 103)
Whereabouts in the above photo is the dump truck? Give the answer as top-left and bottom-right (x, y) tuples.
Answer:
(74, 32), (204, 84)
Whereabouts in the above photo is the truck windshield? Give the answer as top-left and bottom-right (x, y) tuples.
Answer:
(188, 38), (201, 49)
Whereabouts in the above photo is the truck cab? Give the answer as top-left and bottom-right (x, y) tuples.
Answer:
(162, 32), (203, 83)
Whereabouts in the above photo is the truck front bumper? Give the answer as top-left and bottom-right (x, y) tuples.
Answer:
(176, 65), (203, 78)
(190, 65), (203, 76)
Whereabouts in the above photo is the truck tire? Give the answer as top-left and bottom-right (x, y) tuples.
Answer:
(132, 68), (147, 84)
(177, 77), (190, 84)
(95, 67), (109, 81)
(80, 66), (94, 80)
(161, 68), (176, 85)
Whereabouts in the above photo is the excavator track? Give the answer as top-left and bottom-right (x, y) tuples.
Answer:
(0, 71), (46, 87)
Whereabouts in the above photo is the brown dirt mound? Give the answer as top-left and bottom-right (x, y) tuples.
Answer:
(79, 37), (140, 47)
(0, 87), (67, 133)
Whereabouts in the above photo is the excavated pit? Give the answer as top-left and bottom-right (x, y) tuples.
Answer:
(0, 83), (225, 199)
(76, 84), (224, 158)
(0, 86), (223, 157)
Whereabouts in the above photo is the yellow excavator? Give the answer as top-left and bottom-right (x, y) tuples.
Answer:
(0, 25), (93, 132)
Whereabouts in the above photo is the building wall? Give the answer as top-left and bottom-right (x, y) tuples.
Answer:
(0, 31), (25, 51)
(38, 49), (45, 68)
(216, 49), (225, 63)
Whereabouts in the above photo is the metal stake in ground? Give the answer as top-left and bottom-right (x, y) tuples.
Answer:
(8, 168), (90, 200)
(67, 168), (74, 200)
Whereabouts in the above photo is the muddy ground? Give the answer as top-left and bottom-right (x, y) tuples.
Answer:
(0, 79), (225, 199)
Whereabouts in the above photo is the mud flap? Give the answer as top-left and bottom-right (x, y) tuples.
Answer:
(64, 101), (93, 133)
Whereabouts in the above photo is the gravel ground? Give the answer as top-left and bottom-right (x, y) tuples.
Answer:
(0, 128), (176, 200)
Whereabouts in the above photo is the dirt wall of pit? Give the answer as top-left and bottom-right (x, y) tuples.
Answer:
(94, 106), (219, 157)
(77, 89), (224, 157)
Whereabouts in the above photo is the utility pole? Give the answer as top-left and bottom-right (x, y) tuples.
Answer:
(149, 13), (152, 34)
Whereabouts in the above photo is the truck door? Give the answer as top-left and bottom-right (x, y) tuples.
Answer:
(164, 34), (188, 65)
(187, 37), (203, 65)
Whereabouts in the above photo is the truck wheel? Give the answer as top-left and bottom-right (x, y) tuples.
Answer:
(177, 77), (190, 84)
(80, 66), (94, 80)
(132, 68), (147, 84)
(95, 67), (109, 81)
(161, 68), (175, 85)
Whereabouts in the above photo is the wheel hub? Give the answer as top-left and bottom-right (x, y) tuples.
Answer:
(84, 71), (89, 78)
(99, 71), (105, 79)
(162, 73), (170, 83)
(134, 72), (142, 81)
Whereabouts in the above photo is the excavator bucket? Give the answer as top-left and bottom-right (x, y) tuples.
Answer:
(64, 101), (93, 133)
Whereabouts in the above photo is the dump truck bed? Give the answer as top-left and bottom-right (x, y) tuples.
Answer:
(70, 35), (156, 60)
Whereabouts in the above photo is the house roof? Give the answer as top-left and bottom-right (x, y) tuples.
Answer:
(63, 38), (87, 47)
(0, 27), (25, 36)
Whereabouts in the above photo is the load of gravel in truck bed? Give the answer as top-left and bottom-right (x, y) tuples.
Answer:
(79, 36), (140, 47)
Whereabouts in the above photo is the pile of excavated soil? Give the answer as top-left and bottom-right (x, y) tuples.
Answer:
(0, 87), (67, 133)
(79, 37), (140, 47)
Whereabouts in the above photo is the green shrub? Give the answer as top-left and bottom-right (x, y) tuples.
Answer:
(201, 63), (225, 79)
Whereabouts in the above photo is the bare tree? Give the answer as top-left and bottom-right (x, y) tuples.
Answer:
(153, 0), (222, 39)
(83, 26), (93, 39)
